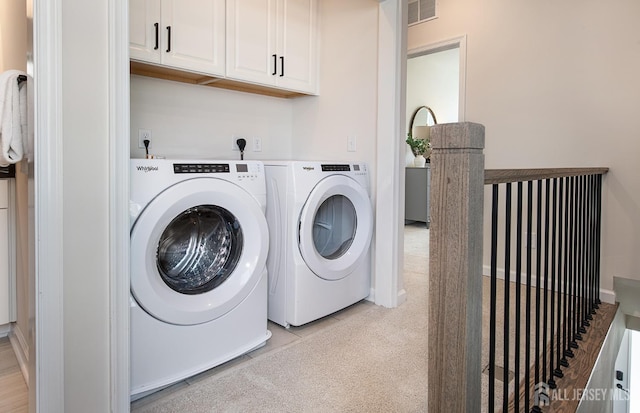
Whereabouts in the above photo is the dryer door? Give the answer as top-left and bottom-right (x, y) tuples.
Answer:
(298, 175), (373, 281)
(130, 178), (268, 325)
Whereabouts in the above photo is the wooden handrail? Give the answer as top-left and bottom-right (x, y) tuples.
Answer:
(484, 167), (609, 185)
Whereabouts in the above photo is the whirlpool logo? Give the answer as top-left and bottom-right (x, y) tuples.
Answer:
(302, 166), (315, 171)
(137, 166), (159, 173)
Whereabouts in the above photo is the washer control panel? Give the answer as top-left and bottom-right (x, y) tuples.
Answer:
(173, 163), (230, 174)
(172, 162), (262, 181)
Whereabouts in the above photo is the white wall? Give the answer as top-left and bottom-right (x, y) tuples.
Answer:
(291, 0), (378, 169)
(130, 76), (293, 160)
(406, 47), (459, 129)
(409, 0), (640, 293)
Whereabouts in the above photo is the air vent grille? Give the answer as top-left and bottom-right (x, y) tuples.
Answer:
(408, 0), (436, 25)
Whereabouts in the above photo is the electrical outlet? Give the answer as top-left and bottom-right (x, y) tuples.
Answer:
(347, 136), (357, 152)
(232, 136), (241, 151)
(138, 129), (152, 149)
(252, 137), (262, 152)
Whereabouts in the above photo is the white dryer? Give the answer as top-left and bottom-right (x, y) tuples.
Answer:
(129, 159), (271, 398)
(264, 161), (373, 328)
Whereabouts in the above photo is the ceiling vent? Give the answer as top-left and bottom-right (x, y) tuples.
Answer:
(408, 0), (436, 26)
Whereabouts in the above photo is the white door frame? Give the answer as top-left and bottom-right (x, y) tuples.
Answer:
(374, 0), (407, 309)
(107, 0), (131, 411)
(33, 0), (130, 411)
(33, 0), (64, 410)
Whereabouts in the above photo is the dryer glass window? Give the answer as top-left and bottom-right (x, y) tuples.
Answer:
(312, 195), (357, 260)
(156, 205), (243, 295)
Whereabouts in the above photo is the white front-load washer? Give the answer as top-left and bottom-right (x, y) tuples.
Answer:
(129, 159), (271, 398)
(264, 161), (373, 327)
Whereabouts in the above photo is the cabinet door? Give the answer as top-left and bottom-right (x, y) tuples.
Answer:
(277, 0), (317, 94)
(130, 0), (162, 63)
(161, 0), (226, 76)
(226, 0), (278, 86)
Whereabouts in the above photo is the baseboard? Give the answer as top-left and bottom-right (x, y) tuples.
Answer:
(599, 288), (616, 305)
(396, 288), (407, 306)
(9, 324), (29, 385)
(366, 287), (407, 307)
(483, 265), (616, 304)
(0, 323), (10, 337)
(365, 287), (375, 303)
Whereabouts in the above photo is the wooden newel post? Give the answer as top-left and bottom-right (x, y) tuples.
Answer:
(428, 122), (485, 412)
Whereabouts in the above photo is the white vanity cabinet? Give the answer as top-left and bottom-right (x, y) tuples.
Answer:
(0, 180), (10, 325)
(225, 0), (318, 94)
(130, 0), (226, 76)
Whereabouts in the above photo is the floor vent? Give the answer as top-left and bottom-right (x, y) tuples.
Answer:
(408, 0), (436, 26)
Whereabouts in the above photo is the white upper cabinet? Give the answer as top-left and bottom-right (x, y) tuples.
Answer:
(130, 0), (226, 76)
(226, 0), (318, 94)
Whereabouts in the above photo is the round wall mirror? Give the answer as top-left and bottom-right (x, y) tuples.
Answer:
(409, 105), (438, 136)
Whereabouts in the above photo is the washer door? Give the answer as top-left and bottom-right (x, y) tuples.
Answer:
(130, 178), (268, 325)
(298, 175), (373, 281)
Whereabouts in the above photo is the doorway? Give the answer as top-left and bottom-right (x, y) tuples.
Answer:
(403, 36), (466, 253)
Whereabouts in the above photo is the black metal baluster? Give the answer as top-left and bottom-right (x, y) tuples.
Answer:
(560, 176), (571, 367)
(543, 179), (550, 389)
(503, 183), (512, 412)
(589, 175), (598, 315)
(595, 174), (602, 306)
(576, 176), (585, 341)
(568, 176), (578, 355)
(555, 177), (565, 378)
(515, 182), (524, 413)
(525, 181), (533, 413)
(549, 178), (558, 388)
(584, 176), (592, 325)
(583, 176), (593, 327)
(489, 184), (499, 413)
(533, 180), (543, 413)
(569, 176), (580, 350)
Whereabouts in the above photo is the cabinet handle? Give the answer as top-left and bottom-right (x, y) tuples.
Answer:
(272, 54), (277, 75)
(154, 23), (159, 50)
(280, 56), (285, 77)
(166, 26), (171, 53)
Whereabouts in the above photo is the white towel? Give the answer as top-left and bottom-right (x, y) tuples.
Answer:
(0, 70), (29, 166)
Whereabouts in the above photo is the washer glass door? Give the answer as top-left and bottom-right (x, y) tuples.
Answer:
(131, 178), (268, 325)
(157, 205), (243, 295)
(298, 175), (373, 281)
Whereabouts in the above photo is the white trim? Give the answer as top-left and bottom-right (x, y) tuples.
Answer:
(375, 0), (406, 308)
(109, 0), (131, 410)
(34, 0), (65, 410)
(407, 35), (467, 122)
(9, 325), (29, 384)
(599, 288), (616, 305)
